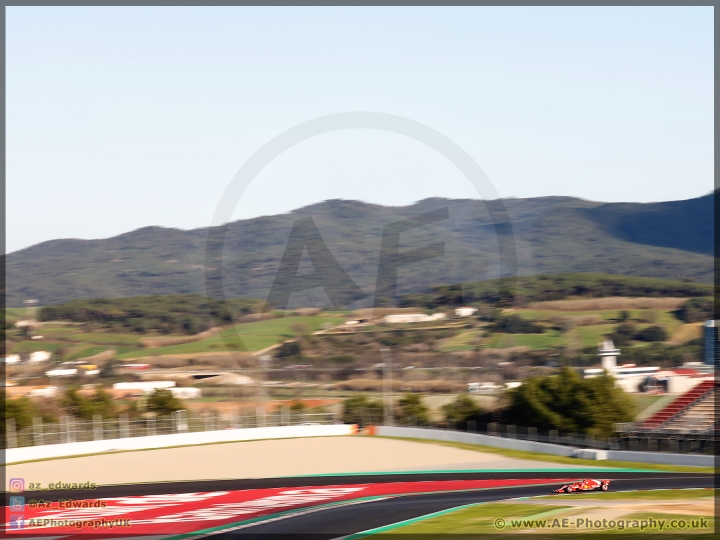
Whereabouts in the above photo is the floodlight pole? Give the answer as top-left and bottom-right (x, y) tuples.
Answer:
(381, 347), (393, 426)
(259, 354), (271, 425)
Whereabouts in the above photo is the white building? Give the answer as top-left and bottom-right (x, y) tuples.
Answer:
(597, 339), (620, 371)
(113, 381), (176, 393)
(468, 381), (501, 394)
(2, 354), (21, 364)
(46, 368), (78, 377)
(29, 351), (52, 363)
(584, 339), (669, 392)
(384, 313), (446, 324)
(29, 386), (59, 398)
(455, 307), (478, 317)
(169, 387), (202, 399)
(585, 365), (661, 392)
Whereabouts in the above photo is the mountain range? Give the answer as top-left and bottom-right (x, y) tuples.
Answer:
(6, 192), (714, 307)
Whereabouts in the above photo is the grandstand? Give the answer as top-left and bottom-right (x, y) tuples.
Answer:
(641, 379), (716, 432)
(659, 391), (715, 432)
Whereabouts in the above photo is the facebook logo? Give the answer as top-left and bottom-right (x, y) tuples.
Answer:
(9, 496), (25, 512)
(9, 515), (25, 530)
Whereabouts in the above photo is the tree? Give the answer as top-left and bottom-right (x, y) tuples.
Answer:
(62, 387), (116, 420)
(618, 310), (630, 322)
(609, 322), (636, 346)
(2, 395), (37, 432)
(503, 367), (634, 437)
(146, 388), (185, 416)
(289, 399), (306, 412)
(490, 315), (544, 334)
(635, 325), (667, 343)
(54, 346), (69, 364)
(341, 394), (383, 426)
(442, 394), (485, 428)
(395, 393), (430, 426)
(677, 297), (714, 323)
(276, 341), (301, 359)
(99, 359), (119, 379)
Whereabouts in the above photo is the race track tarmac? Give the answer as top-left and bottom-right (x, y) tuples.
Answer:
(215, 474), (715, 539)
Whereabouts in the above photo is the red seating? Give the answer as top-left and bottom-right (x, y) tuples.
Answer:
(642, 379), (716, 429)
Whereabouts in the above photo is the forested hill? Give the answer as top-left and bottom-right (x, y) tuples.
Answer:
(6, 192), (714, 307)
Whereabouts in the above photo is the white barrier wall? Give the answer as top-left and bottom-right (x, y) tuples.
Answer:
(377, 426), (577, 457)
(7, 424), (356, 464)
(376, 426), (714, 467)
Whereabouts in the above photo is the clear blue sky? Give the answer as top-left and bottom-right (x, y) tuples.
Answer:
(7, 6), (713, 253)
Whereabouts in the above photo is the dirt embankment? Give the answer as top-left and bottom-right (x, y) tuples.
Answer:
(140, 327), (222, 348)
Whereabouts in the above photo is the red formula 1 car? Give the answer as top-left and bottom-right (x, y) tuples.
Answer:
(553, 479), (610, 493)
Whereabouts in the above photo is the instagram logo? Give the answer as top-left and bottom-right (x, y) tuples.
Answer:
(8, 478), (25, 493)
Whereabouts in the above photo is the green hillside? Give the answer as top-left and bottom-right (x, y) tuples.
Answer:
(7, 193), (714, 306)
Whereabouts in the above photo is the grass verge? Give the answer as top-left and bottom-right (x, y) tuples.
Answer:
(362, 489), (716, 538)
(532, 487), (717, 501)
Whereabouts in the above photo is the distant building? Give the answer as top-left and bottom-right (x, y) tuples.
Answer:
(455, 307), (478, 317)
(468, 381), (500, 394)
(29, 351), (52, 363)
(113, 381), (176, 393)
(118, 364), (152, 373)
(704, 320), (718, 367)
(29, 386), (59, 398)
(169, 387), (202, 399)
(46, 368), (78, 377)
(585, 340), (661, 392)
(384, 313), (446, 324)
(597, 339), (620, 371)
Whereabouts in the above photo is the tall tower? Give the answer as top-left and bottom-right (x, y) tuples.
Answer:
(704, 321), (718, 367)
(598, 339), (620, 371)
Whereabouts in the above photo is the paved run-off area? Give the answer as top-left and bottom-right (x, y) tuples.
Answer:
(5, 435), (596, 486)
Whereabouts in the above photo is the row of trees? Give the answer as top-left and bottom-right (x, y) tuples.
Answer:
(39, 295), (264, 335)
(399, 273), (711, 309)
(488, 314), (545, 334)
(2, 388), (186, 432)
(677, 297), (714, 323)
(609, 323), (667, 346)
(341, 368), (634, 438)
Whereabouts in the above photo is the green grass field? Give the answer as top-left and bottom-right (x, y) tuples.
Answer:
(484, 331), (566, 350)
(630, 394), (668, 417)
(532, 488), (716, 501)
(62, 332), (146, 345)
(9, 315), (345, 361)
(368, 489), (716, 537)
(5, 307), (32, 321)
(441, 330), (482, 351)
(570, 324), (616, 347)
(8, 340), (64, 354)
(372, 502), (573, 536)
(116, 315), (345, 359)
(473, 307), (684, 350)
